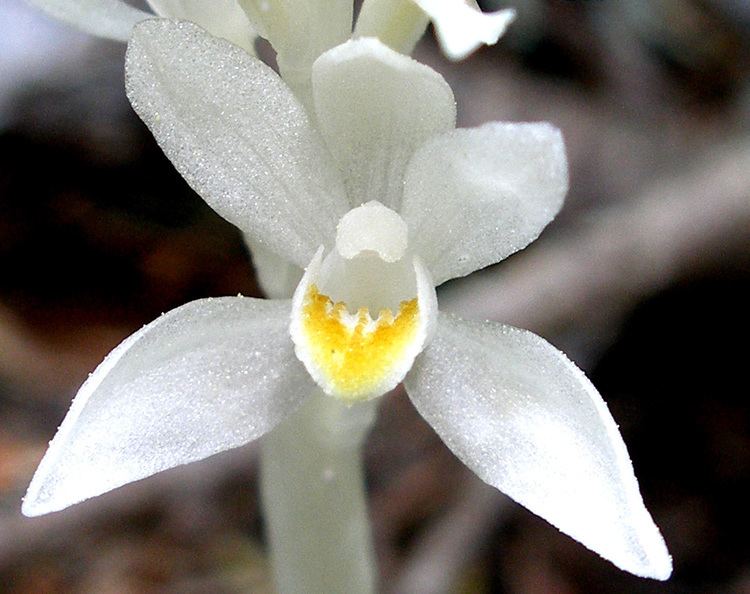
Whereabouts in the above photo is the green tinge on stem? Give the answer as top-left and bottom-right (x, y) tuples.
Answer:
(355, 0), (430, 56)
(261, 390), (378, 594)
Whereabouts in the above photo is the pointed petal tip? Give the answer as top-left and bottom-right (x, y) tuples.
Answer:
(20, 486), (66, 518)
(594, 512), (671, 580)
(21, 460), (100, 518)
(629, 553), (673, 581)
(632, 528), (673, 581)
(21, 500), (59, 519)
(650, 554), (674, 581)
(20, 497), (40, 518)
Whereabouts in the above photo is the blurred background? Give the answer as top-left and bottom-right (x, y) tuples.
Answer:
(0, 0), (748, 592)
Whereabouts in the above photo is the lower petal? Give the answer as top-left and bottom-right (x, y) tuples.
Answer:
(405, 313), (672, 580)
(23, 297), (313, 516)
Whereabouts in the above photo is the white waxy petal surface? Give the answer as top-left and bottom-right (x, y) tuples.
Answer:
(336, 201), (408, 263)
(236, 0), (352, 69)
(27, 0), (151, 42)
(414, 0), (516, 60)
(146, 0), (257, 54)
(237, 0), (352, 106)
(355, 0), (430, 56)
(312, 38), (456, 210)
(401, 122), (568, 286)
(23, 298), (313, 517)
(405, 314), (672, 580)
(125, 19), (349, 269)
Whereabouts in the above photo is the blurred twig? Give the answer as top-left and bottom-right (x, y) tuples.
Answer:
(388, 478), (510, 594)
(714, 0), (750, 38)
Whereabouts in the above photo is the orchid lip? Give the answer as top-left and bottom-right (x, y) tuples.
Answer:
(290, 203), (438, 403)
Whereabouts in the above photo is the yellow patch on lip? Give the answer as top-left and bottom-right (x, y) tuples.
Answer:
(300, 284), (420, 402)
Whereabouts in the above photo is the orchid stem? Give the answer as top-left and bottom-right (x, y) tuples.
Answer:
(261, 390), (378, 594)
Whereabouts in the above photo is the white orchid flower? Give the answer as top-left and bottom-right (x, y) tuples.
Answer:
(26, 0), (353, 102)
(22, 20), (671, 581)
(28, 0), (514, 65)
(415, 0), (515, 59)
(26, 0), (258, 51)
(356, 0), (516, 60)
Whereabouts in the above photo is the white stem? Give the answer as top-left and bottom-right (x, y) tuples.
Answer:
(261, 390), (378, 594)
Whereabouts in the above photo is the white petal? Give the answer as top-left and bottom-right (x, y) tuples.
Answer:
(401, 122), (568, 286)
(415, 0), (516, 60)
(354, 0), (430, 56)
(146, 0), (257, 54)
(405, 314), (672, 580)
(125, 19), (349, 269)
(237, 0), (353, 106)
(312, 37), (456, 210)
(27, 0), (151, 42)
(23, 297), (314, 517)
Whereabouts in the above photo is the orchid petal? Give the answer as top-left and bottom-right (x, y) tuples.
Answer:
(237, 0), (352, 105)
(23, 298), (313, 517)
(125, 19), (349, 269)
(401, 122), (568, 286)
(414, 0), (516, 60)
(355, 0), (430, 56)
(405, 314), (672, 580)
(27, 0), (151, 42)
(312, 37), (456, 210)
(146, 0), (257, 54)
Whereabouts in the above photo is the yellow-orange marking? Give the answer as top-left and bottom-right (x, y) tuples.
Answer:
(301, 284), (420, 402)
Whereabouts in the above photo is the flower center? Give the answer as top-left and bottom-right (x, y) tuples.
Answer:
(290, 201), (437, 402)
(298, 285), (420, 403)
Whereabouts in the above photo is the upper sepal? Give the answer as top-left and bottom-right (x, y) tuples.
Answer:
(125, 19), (349, 269)
(312, 37), (456, 210)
